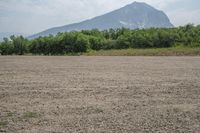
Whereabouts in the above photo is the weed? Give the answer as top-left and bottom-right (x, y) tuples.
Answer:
(0, 121), (7, 128)
(23, 112), (38, 119)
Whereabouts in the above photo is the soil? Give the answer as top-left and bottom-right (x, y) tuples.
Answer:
(0, 56), (200, 133)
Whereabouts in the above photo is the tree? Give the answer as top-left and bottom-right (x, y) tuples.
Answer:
(1, 24), (200, 55)
(73, 33), (90, 52)
(0, 37), (14, 55)
(116, 35), (130, 49)
(89, 36), (105, 50)
(10, 35), (28, 55)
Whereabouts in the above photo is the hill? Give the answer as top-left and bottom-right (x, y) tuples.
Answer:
(29, 2), (173, 39)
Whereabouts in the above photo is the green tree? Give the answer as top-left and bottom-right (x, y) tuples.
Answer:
(0, 38), (14, 55)
(73, 33), (90, 52)
(10, 35), (28, 55)
(116, 35), (130, 49)
(89, 36), (105, 50)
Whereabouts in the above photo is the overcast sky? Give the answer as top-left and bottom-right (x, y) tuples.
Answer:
(0, 0), (200, 35)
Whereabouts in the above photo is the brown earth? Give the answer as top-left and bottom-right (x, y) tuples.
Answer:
(0, 56), (200, 133)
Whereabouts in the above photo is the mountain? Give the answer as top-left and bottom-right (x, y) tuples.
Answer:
(0, 32), (28, 42)
(29, 2), (173, 39)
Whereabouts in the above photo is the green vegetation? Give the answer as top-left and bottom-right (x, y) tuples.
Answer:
(23, 112), (38, 118)
(0, 24), (200, 55)
(7, 112), (14, 117)
(0, 121), (8, 128)
(85, 47), (200, 56)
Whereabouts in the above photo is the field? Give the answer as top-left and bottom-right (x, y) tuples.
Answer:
(0, 56), (200, 132)
(85, 47), (200, 56)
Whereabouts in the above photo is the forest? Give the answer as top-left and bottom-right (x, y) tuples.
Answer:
(0, 24), (200, 55)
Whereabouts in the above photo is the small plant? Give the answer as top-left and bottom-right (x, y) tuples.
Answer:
(7, 112), (14, 117)
(95, 108), (104, 114)
(0, 121), (8, 128)
(23, 112), (38, 119)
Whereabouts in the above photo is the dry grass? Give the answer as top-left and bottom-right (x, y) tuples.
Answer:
(85, 47), (200, 56)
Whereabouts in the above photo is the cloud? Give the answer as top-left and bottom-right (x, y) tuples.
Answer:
(0, 0), (199, 34)
(168, 8), (200, 26)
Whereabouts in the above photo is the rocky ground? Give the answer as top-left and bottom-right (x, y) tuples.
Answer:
(0, 56), (200, 133)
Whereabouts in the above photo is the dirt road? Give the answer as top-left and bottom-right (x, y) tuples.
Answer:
(0, 56), (200, 132)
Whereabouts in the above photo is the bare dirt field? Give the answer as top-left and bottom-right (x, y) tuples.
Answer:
(0, 56), (200, 133)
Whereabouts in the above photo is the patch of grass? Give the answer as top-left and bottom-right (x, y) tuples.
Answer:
(0, 121), (8, 128)
(7, 112), (14, 117)
(94, 108), (104, 114)
(23, 112), (38, 119)
(85, 106), (104, 114)
(85, 47), (200, 56)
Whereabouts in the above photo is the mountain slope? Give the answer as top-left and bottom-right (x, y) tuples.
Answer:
(0, 32), (28, 42)
(29, 2), (173, 39)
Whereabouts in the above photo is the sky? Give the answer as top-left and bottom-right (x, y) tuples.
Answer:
(0, 0), (200, 35)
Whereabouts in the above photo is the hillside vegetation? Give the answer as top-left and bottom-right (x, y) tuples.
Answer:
(0, 24), (200, 55)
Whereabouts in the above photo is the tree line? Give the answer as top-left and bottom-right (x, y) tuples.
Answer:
(0, 24), (200, 55)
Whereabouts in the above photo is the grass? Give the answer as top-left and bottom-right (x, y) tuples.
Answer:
(85, 47), (200, 56)
(3, 46), (200, 56)
(23, 112), (38, 119)
(0, 112), (39, 130)
(7, 112), (14, 117)
(0, 121), (8, 128)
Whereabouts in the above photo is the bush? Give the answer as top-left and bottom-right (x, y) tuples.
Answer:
(0, 38), (14, 55)
(10, 35), (28, 55)
(102, 39), (117, 50)
(116, 35), (130, 49)
(72, 33), (90, 53)
(1, 24), (200, 55)
(89, 36), (105, 50)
